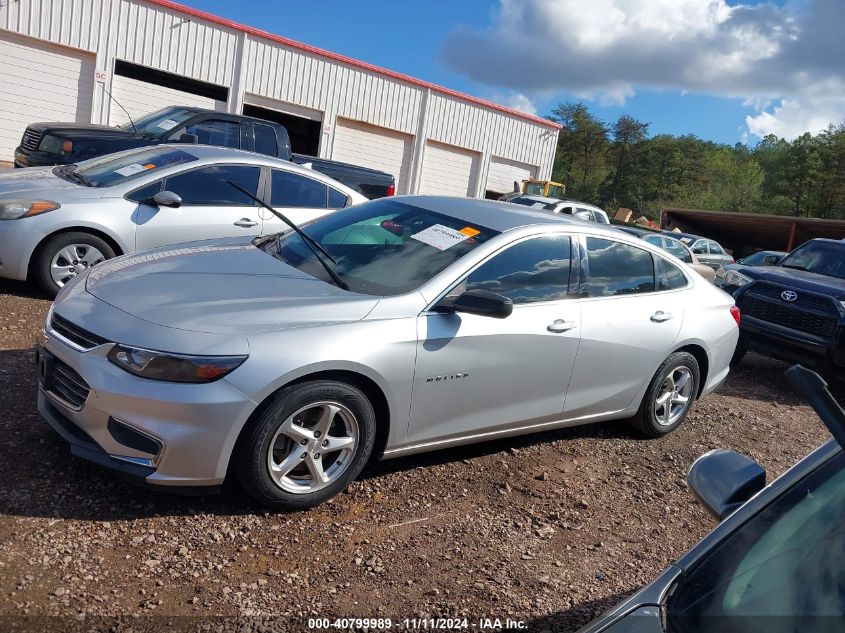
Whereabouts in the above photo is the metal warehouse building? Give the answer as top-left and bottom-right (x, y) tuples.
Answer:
(0, 0), (560, 197)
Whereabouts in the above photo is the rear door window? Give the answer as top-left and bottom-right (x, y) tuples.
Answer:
(253, 124), (278, 157)
(164, 165), (260, 205)
(270, 170), (328, 208)
(585, 237), (655, 296)
(691, 240), (708, 255)
(656, 257), (688, 290)
(328, 188), (349, 209)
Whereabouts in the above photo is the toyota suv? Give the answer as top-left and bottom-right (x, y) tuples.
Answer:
(731, 238), (845, 370)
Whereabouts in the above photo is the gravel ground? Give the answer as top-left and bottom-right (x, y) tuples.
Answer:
(0, 277), (832, 632)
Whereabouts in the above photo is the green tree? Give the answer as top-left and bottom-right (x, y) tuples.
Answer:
(549, 102), (609, 201)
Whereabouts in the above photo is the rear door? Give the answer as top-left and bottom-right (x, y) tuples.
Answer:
(133, 164), (263, 251)
(564, 236), (685, 419)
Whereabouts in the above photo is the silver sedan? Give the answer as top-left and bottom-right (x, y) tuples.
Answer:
(0, 144), (365, 295)
(37, 196), (740, 510)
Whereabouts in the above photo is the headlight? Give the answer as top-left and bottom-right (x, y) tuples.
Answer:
(0, 200), (61, 220)
(724, 270), (753, 288)
(107, 345), (247, 383)
(39, 134), (73, 154)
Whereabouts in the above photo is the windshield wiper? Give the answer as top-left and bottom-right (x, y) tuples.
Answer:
(227, 181), (349, 291)
(56, 165), (92, 187)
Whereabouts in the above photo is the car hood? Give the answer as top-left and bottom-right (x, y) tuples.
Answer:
(0, 166), (84, 196)
(27, 121), (139, 140)
(748, 266), (845, 298)
(84, 239), (381, 334)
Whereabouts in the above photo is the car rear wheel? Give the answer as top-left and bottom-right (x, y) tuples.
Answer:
(235, 380), (376, 511)
(631, 352), (700, 437)
(35, 232), (115, 298)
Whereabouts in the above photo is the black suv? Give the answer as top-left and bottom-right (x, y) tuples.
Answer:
(732, 238), (845, 370)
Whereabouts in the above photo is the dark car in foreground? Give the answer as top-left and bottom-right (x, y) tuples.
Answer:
(292, 153), (395, 199)
(580, 364), (845, 633)
(731, 239), (845, 371)
(14, 106), (293, 167)
(715, 250), (786, 293)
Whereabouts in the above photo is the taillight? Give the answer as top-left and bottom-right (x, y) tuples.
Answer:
(380, 219), (403, 236)
(385, 184), (396, 197)
(730, 305), (741, 326)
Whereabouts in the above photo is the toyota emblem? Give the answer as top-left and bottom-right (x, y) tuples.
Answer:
(781, 290), (798, 302)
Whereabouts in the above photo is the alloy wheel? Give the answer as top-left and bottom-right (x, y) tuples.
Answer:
(266, 401), (359, 494)
(653, 366), (694, 427)
(50, 244), (106, 287)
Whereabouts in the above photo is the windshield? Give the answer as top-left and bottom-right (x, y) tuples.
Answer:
(267, 199), (499, 296)
(54, 147), (197, 188)
(119, 107), (196, 136)
(780, 241), (845, 279)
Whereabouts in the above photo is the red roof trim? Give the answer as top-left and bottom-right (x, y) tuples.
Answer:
(143, 0), (562, 130)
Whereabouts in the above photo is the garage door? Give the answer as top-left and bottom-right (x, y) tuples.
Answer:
(331, 118), (414, 193)
(419, 141), (481, 198)
(486, 156), (538, 197)
(0, 30), (95, 160)
(108, 75), (225, 127)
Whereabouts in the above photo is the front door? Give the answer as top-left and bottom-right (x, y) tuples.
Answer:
(564, 236), (684, 419)
(408, 234), (581, 446)
(134, 164), (263, 251)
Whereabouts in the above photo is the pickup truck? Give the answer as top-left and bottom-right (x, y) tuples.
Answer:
(731, 238), (845, 371)
(14, 105), (395, 199)
(14, 106), (293, 167)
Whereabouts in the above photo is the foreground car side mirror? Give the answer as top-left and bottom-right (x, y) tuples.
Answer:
(687, 449), (766, 521)
(438, 289), (513, 319)
(178, 133), (199, 144)
(150, 191), (182, 208)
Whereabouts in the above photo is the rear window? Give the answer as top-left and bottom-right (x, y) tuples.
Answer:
(586, 237), (655, 297)
(58, 148), (197, 188)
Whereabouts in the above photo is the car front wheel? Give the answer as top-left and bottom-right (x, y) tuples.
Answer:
(631, 352), (700, 437)
(35, 232), (115, 297)
(235, 380), (376, 511)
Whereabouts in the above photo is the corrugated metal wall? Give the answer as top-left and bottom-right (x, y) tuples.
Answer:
(0, 0), (558, 189)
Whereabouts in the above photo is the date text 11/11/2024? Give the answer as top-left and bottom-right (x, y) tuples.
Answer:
(307, 617), (528, 630)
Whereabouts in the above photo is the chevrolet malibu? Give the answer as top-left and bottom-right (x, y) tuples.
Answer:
(36, 196), (740, 510)
(0, 144), (364, 296)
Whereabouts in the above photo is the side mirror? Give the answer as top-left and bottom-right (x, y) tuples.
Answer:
(178, 133), (199, 144)
(438, 289), (513, 319)
(687, 449), (766, 521)
(150, 191), (182, 208)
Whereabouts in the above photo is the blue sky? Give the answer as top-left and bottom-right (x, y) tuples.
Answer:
(180, 0), (843, 145)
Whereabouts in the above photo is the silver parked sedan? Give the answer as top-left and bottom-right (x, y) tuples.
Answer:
(0, 144), (365, 296)
(37, 196), (740, 510)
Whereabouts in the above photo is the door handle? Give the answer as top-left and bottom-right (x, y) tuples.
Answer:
(234, 218), (259, 228)
(547, 319), (577, 333)
(651, 311), (674, 323)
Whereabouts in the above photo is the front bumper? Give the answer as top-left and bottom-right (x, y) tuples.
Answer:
(0, 218), (46, 281)
(740, 316), (841, 368)
(36, 325), (257, 488)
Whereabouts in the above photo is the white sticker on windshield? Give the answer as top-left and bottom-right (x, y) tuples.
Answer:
(410, 224), (469, 251)
(114, 163), (147, 177)
(156, 118), (179, 131)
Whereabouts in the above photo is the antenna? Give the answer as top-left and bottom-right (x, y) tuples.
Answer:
(98, 81), (137, 134)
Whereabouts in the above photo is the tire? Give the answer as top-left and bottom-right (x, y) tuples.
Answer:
(235, 380), (377, 511)
(630, 352), (700, 438)
(35, 232), (116, 298)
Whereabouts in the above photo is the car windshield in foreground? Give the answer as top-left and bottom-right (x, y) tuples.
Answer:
(780, 241), (845, 279)
(267, 199), (499, 296)
(54, 148), (198, 188)
(118, 107), (196, 137)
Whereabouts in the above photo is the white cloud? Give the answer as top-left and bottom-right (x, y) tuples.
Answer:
(441, 0), (845, 139)
(497, 92), (538, 116)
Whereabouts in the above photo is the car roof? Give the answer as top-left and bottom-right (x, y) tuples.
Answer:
(397, 196), (603, 233)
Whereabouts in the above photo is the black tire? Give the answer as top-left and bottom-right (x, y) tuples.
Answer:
(235, 380), (376, 511)
(35, 232), (116, 298)
(630, 352), (700, 438)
